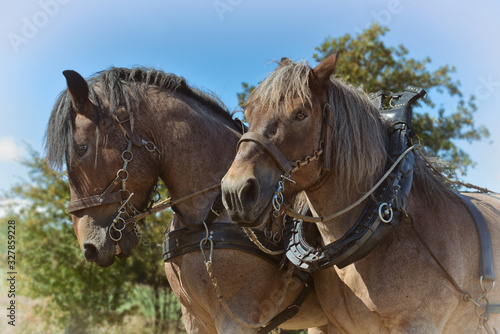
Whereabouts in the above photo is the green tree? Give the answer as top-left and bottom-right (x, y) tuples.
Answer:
(238, 23), (489, 175)
(237, 82), (256, 108)
(1, 148), (180, 333)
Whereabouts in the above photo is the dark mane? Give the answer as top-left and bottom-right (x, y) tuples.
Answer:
(46, 67), (241, 169)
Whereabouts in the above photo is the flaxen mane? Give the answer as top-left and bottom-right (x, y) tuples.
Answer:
(46, 67), (240, 170)
(248, 60), (456, 203)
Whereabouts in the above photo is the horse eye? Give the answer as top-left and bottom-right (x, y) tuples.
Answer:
(295, 110), (307, 121)
(76, 144), (88, 157)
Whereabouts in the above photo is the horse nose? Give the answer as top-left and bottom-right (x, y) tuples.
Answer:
(222, 176), (260, 219)
(83, 243), (98, 262)
(240, 178), (260, 209)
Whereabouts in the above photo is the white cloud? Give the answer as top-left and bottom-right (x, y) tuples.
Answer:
(0, 137), (26, 162)
(0, 198), (30, 217)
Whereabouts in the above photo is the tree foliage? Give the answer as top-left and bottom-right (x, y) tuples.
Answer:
(238, 24), (489, 175)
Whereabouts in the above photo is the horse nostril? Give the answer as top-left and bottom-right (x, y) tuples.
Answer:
(240, 178), (259, 209)
(83, 243), (98, 262)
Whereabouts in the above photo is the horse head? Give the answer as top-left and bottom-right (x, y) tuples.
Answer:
(222, 53), (340, 227)
(47, 70), (161, 267)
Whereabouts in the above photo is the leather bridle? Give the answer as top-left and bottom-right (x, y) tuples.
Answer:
(237, 101), (332, 176)
(67, 107), (161, 243)
(237, 101), (332, 216)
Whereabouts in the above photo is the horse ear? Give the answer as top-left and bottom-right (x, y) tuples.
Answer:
(310, 51), (339, 88)
(279, 57), (292, 67)
(63, 70), (90, 113)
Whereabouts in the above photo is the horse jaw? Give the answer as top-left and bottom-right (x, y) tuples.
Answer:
(75, 214), (138, 267)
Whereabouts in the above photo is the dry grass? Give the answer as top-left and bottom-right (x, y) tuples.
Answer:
(0, 271), (184, 334)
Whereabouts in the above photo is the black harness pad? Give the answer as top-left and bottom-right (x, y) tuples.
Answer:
(285, 86), (427, 271)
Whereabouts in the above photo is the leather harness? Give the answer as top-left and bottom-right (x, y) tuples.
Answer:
(162, 194), (313, 333)
(283, 87), (498, 290)
(234, 85), (500, 328)
(285, 87), (424, 270)
(163, 85), (499, 331)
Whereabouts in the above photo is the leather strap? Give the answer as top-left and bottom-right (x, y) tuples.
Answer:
(67, 191), (122, 213)
(258, 282), (313, 334)
(163, 222), (284, 265)
(204, 193), (225, 225)
(171, 204), (204, 231)
(322, 103), (334, 172)
(238, 132), (293, 174)
(171, 193), (225, 231)
(458, 194), (496, 281)
(115, 107), (142, 146)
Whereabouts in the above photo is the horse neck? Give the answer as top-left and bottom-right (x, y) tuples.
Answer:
(304, 99), (388, 243)
(304, 173), (378, 243)
(135, 91), (241, 224)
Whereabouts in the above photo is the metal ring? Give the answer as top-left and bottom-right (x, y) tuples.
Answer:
(117, 204), (127, 214)
(121, 150), (133, 162)
(199, 238), (214, 263)
(112, 217), (127, 231)
(120, 188), (132, 198)
(480, 276), (496, 294)
(143, 140), (157, 152)
(264, 227), (272, 239)
(272, 231), (282, 243)
(116, 169), (129, 181)
(272, 197), (282, 212)
(282, 214), (288, 226)
(109, 227), (122, 241)
(378, 203), (393, 223)
(474, 295), (490, 319)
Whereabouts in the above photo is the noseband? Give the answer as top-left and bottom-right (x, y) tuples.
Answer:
(67, 108), (161, 243)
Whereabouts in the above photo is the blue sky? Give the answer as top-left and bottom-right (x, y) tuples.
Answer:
(1, 0), (499, 195)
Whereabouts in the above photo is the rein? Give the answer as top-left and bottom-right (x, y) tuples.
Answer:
(124, 183), (222, 225)
(284, 145), (416, 223)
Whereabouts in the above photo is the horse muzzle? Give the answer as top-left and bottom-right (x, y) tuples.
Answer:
(76, 214), (137, 267)
(221, 173), (275, 228)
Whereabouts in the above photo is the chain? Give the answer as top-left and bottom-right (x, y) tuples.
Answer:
(242, 227), (285, 256)
(142, 139), (161, 159)
(466, 277), (498, 334)
(289, 143), (324, 174)
(108, 137), (161, 246)
(269, 141), (324, 218)
(109, 140), (135, 242)
(272, 174), (295, 217)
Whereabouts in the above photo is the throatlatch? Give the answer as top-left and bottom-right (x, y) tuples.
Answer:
(285, 86), (427, 271)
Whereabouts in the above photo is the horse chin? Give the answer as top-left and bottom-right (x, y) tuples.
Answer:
(235, 200), (274, 229)
(92, 240), (135, 266)
(90, 244), (118, 268)
(115, 233), (139, 259)
(115, 241), (136, 259)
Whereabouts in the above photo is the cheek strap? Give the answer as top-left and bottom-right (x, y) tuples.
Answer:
(237, 132), (293, 174)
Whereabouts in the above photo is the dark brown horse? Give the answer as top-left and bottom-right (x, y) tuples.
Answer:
(221, 54), (500, 333)
(45, 67), (328, 333)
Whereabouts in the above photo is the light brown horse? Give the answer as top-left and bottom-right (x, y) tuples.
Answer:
(45, 67), (328, 333)
(221, 54), (500, 333)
